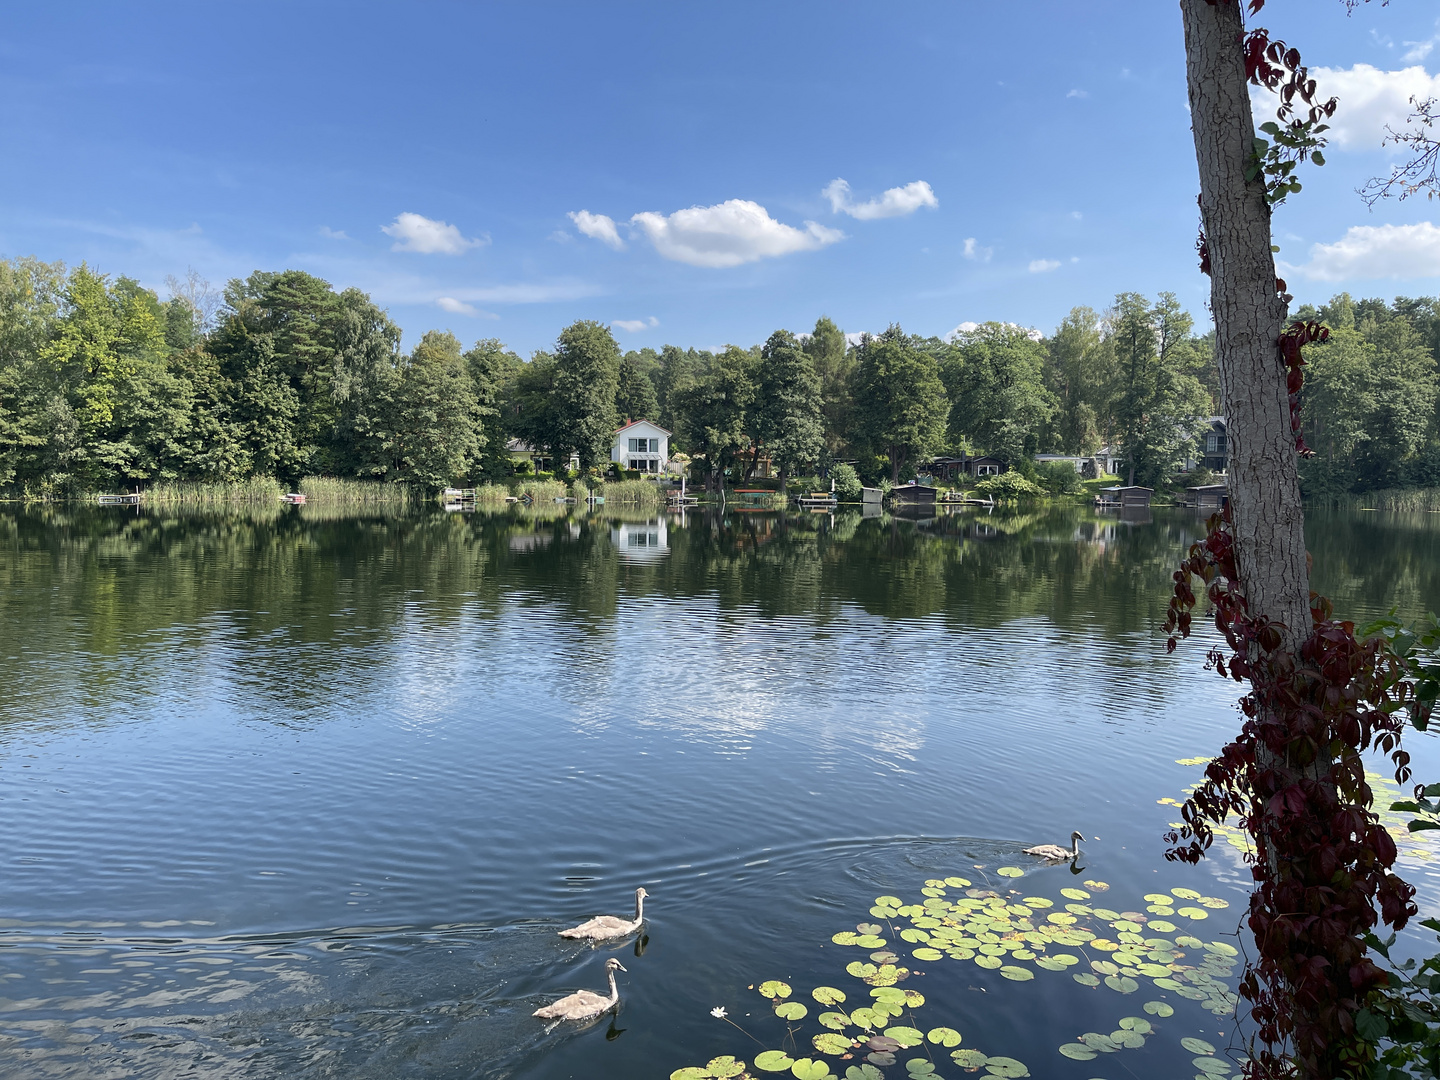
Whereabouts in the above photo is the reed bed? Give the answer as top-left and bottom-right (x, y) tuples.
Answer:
(1310, 487), (1440, 512)
(143, 478), (284, 506)
(515, 480), (568, 504)
(598, 479), (664, 507)
(471, 484), (514, 505)
(298, 476), (422, 509)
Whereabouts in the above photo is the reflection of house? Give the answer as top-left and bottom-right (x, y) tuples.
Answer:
(506, 439), (579, 473)
(611, 420), (670, 473)
(610, 518), (668, 562)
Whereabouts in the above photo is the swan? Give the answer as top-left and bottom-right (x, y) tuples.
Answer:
(559, 887), (648, 940)
(1024, 831), (1085, 861)
(533, 957), (626, 1021)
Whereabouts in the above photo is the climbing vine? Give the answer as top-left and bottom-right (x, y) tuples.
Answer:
(1164, 507), (1423, 1078)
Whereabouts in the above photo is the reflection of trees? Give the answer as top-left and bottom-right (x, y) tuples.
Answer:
(1304, 509), (1440, 624)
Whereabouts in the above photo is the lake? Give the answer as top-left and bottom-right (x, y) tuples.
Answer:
(1, 502), (1438, 1080)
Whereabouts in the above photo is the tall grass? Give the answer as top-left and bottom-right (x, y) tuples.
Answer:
(516, 480), (568, 504)
(598, 479), (664, 507)
(1309, 487), (1440, 512)
(471, 484), (514, 505)
(298, 476), (422, 509)
(144, 477), (283, 506)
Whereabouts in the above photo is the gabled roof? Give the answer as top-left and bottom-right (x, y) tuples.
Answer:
(615, 419), (672, 436)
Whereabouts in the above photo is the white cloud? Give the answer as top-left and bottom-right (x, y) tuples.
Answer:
(381, 212), (487, 254)
(844, 331), (870, 346)
(1250, 64), (1440, 151)
(318, 226), (350, 240)
(944, 321), (980, 341)
(612, 316), (659, 332)
(1291, 221), (1440, 280)
(1028, 258), (1061, 273)
(568, 210), (625, 250)
(436, 296), (478, 315)
(629, 200), (843, 268)
(823, 178), (938, 220)
(962, 237), (993, 262)
(1066, 89), (1088, 99)
(1403, 36), (1436, 63)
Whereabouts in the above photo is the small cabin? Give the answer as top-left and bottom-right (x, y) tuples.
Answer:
(861, 487), (884, 505)
(1097, 485), (1153, 508)
(1187, 483), (1228, 510)
(890, 483), (938, 506)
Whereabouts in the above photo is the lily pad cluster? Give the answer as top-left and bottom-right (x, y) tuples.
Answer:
(671, 872), (1247, 1080)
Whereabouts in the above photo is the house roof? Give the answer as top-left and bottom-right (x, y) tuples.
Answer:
(614, 419), (672, 436)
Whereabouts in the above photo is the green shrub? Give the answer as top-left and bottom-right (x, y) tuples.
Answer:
(974, 472), (1046, 500)
(832, 463), (863, 501)
(1035, 460), (1082, 495)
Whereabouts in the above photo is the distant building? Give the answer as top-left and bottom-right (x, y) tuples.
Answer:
(611, 419), (671, 473)
(506, 439), (579, 473)
(924, 453), (1007, 479)
(1198, 417), (1228, 472)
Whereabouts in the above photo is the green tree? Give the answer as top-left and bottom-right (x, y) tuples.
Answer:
(464, 338), (520, 480)
(803, 316), (852, 459)
(0, 257), (65, 489)
(615, 353), (660, 424)
(654, 344), (702, 437)
(673, 345), (756, 491)
(549, 320), (621, 470)
(755, 329), (824, 490)
(1045, 307), (1114, 455)
(945, 322), (1056, 464)
(1110, 292), (1210, 487)
(850, 325), (948, 484)
(380, 331), (483, 487)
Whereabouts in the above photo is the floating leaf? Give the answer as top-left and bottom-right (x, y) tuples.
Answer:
(1091, 907), (1121, 920)
(856, 935), (887, 949)
(1080, 1032), (1118, 1052)
(1091, 960), (1119, 976)
(845, 1067), (883, 1080)
(927, 1027), (962, 1047)
(857, 923), (884, 935)
(995, 866), (1022, 878)
(1143, 1000), (1174, 1017)
(1144, 893), (1172, 904)
(867, 1035), (901, 1052)
(813, 986), (847, 1006)
(1083, 879), (1110, 890)
(945, 876), (971, 888)
(865, 1052), (895, 1067)
(952, 1048), (989, 1067)
(760, 981), (793, 999)
(1058, 1043), (1097, 1061)
(1154, 977), (1185, 991)
(912, 947), (943, 961)
(1073, 972), (1100, 986)
(777, 1002), (808, 1020)
(999, 965), (1034, 982)
(1104, 975), (1139, 994)
(1182, 1038), (1216, 1055)
(1149, 919), (1178, 933)
(819, 1011), (851, 1031)
(1205, 942), (1238, 957)
(974, 954), (1002, 969)
(1022, 896), (1053, 908)
(846, 962), (876, 979)
(871, 987), (906, 1003)
(883, 1027), (923, 1047)
(1194, 1058), (1229, 1076)
(1119, 1017), (1153, 1034)
(865, 964), (905, 987)
(833, 932), (860, 946)
(983, 1055), (1029, 1077)
(813, 1033), (852, 1056)
(904, 1060), (935, 1076)
(672, 1069), (710, 1080)
(1147, 905), (1175, 915)
(790, 1058), (831, 1080)
(900, 928), (929, 943)
(1199, 897), (1230, 909)
(708, 1058), (746, 1079)
(1176, 935), (1204, 948)
(755, 1051), (795, 1072)
(1034, 957), (1067, 971)
(849, 1007), (879, 1029)
(1176, 907), (1208, 920)
(1138, 963), (1172, 978)
(875, 896), (903, 908)
(869, 951), (899, 964)
(1061, 887), (1090, 900)
(1171, 888), (1202, 900)
(1090, 938), (1119, 952)
(901, 989), (925, 1008)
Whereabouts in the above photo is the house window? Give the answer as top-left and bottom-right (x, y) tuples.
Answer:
(977, 464), (1000, 476)
(1205, 434), (1219, 453)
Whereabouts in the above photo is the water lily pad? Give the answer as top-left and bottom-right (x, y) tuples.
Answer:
(845, 1067), (883, 1080)
(1058, 1043), (1096, 1061)
(871, 986), (906, 1002)
(951, 1049), (989, 1067)
(777, 1002), (808, 1020)
(928, 1026), (962, 1047)
(819, 1011), (851, 1031)
(755, 1050), (796, 1072)
(875, 895), (903, 908)
(983, 1057), (1028, 1077)
(1149, 919), (1178, 933)
(1194, 1057), (1229, 1076)
(1073, 972), (1100, 986)
(1205, 942), (1238, 957)
(1171, 887), (1202, 900)
(1046, 912), (1076, 925)
(1143, 1000), (1174, 1017)
(921, 886), (946, 898)
(671, 1068), (711, 1080)
(905, 1061), (935, 1076)
(865, 1052), (895, 1067)
(865, 964), (905, 987)
(900, 928), (929, 943)
(901, 989), (925, 1008)
(912, 947), (943, 961)
(813, 986), (847, 1005)
(870, 950), (899, 964)
(850, 1007), (879, 1029)
(996, 866), (1024, 878)
(1104, 975), (1139, 994)
(1176, 935), (1204, 948)
(857, 923), (884, 935)
(1147, 905), (1176, 916)
(1034, 957), (1068, 971)
(846, 962), (877, 979)
(856, 934), (887, 948)
(945, 876), (971, 888)
(974, 954), (1002, 969)
(1090, 938), (1118, 951)
(1153, 977), (1185, 991)
(1022, 896), (1053, 908)
(1000, 965), (1034, 981)
(813, 1033), (852, 1056)
(1144, 893), (1172, 904)
(1091, 960), (1119, 976)
(760, 981), (793, 999)
(1138, 963), (1172, 978)
(1091, 907), (1122, 920)
(790, 1058), (832, 1080)
(1176, 907), (1208, 920)
(1112, 919), (1142, 933)
(1182, 1038), (1216, 1055)
(867, 1035), (901, 1052)
(833, 932), (860, 945)
(1199, 896), (1230, 909)
(883, 1027), (924, 1047)
(1061, 887), (1090, 900)
(1119, 1016), (1153, 1034)
(1080, 1032), (1118, 1052)
(708, 1058), (746, 1079)
(1083, 879), (1110, 890)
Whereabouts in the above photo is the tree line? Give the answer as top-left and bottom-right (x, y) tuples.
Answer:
(1, 255), (1435, 495)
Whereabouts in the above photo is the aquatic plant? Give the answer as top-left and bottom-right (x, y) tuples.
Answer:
(598, 479), (663, 507)
(142, 477), (284, 505)
(298, 476), (422, 508)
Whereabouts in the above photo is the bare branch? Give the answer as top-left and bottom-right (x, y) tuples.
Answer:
(1359, 95), (1440, 206)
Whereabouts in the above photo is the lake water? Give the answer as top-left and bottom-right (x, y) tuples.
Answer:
(1, 502), (1438, 1080)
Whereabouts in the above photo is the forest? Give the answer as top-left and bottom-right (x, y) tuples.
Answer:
(0, 255), (1436, 496)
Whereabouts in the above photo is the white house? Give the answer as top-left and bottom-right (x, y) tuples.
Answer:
(611, 419), (670, 473)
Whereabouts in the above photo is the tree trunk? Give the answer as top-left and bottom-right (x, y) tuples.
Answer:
(1180, 0), (1311, 647)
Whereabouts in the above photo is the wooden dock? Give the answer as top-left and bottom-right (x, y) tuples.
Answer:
(96, 493), (142, 506)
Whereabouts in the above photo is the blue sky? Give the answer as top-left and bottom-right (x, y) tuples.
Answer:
(2, 1), (1438, 355)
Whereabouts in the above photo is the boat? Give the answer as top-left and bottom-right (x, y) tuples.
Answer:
(96, 493), (142, 506)
(282, 493), (307, 505)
